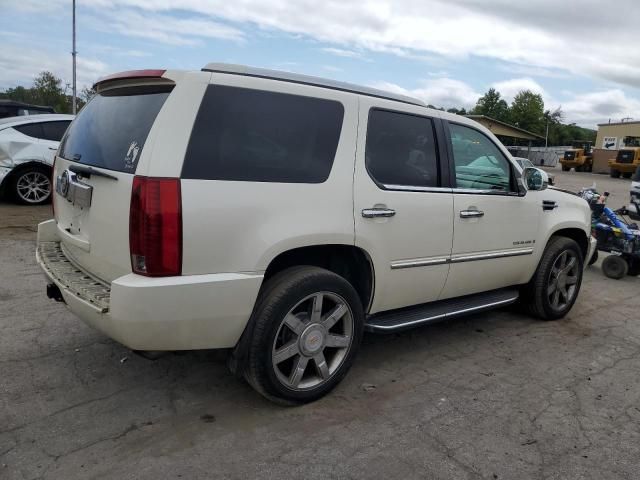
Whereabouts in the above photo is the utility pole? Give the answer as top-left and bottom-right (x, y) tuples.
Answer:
(72, 0), (77, 114)
(545, 120), (549, 149)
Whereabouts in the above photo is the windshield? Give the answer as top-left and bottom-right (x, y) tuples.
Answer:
(59, 85), (172, 173)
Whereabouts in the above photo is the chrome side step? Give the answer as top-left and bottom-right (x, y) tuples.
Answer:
(365, 288), (519, 332)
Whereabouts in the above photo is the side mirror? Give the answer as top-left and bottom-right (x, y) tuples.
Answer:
(523, 167), (549, 192)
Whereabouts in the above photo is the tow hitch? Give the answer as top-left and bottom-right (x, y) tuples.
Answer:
(46, 283), (65, 303)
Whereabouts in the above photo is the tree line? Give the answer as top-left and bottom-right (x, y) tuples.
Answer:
(443, 88), (595, 146)
(1, 71), (595, 147)
(0, 71), (94, 114)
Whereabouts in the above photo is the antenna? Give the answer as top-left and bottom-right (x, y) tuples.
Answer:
(72, 0), (77, 114)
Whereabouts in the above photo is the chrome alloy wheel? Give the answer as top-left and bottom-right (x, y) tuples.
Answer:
(16, 171), (51, 204)
(547, 250), (579, 310)
(272, 292), (354, 391)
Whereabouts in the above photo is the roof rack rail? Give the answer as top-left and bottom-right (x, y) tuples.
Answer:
(201, 63), (426, 108)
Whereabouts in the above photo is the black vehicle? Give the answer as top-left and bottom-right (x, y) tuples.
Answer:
(0, 100), (55, 119)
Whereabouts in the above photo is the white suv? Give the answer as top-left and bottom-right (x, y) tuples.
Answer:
(37, 64), (595, 404)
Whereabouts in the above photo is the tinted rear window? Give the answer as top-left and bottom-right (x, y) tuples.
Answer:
(365, 109), (439, 188)
(182, 85), (344, 183)
(59, 86), (172, 173)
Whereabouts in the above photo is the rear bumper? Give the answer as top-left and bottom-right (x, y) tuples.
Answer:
(36, 219), (263, 350)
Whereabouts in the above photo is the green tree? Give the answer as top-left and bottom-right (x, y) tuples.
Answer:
(31, 71), (69, 112)
(509, 90), (545, 134)
(471, 88), (509, 122)
(446, 107), (467, 115)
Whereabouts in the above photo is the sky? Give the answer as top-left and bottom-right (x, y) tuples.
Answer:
(1, 0), (639, 128)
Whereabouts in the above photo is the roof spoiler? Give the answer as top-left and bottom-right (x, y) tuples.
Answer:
(93, 69), (167, 90)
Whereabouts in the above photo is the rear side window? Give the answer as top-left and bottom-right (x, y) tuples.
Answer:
(59, 86), (172, 173)
(14, 123), (44, 139)
(40, 121), (71, 141)
(182, 85), (344, 183)
(365, 109), (439, 188)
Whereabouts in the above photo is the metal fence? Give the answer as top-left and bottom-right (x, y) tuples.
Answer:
(506, 146), (569, 167)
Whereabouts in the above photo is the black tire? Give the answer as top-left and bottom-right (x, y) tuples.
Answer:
(602, 255), (628, 279)
(9, 165), (52, 205)
(623, 172), (633, 179)
(576, 165), (583, 172)
(244, 266), (364, 405)
(562, 165), (570, 172)
(610, 169), (621, 178)
(524, 236), (584, 320)
(588, 249), (598, 266)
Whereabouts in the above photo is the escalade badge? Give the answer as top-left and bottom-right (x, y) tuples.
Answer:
(57, 169), (71, 198)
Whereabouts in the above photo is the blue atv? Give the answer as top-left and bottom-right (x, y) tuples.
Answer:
(579, 188), (640, 279)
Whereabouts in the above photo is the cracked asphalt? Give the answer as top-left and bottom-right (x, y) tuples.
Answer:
(2, 168), (640, 479)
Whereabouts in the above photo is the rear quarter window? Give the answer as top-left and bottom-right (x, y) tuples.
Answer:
(182, 85), (344, 183)
(59, 85), (172, 173)
(14, 123), (45, 139)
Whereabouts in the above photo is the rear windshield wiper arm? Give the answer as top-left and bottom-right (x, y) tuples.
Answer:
(69, 164), (119, 181)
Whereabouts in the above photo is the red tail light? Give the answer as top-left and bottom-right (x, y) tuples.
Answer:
(129, 176), (182, 276)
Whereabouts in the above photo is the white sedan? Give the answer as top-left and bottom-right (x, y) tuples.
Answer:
(0, 114), (74, 205)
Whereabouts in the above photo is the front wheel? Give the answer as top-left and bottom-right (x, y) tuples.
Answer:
(611, 169), (621, 178)
(623, 172), (633, 179)
(562, 165), (570, 172)
(244, 266), (364, 405)
(524, 237), (584, 320)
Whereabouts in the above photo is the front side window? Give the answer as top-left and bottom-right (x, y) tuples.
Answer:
(365, 109), (439, 188)
(182, 85), (344, 183)
(449, 123), (513, 192)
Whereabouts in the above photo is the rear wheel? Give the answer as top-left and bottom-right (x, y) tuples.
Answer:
(524, 236), (583, 320)
(610, 169), (621, 178)
(244, 266), (364, 405)
(623, 172), (633, 179)
(576, 165), (583, 172)
(562, 165), (570, 172)
(10, 165), (51, 205)
(602, 255), (628, 279)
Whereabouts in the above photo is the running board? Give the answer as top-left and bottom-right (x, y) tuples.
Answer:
(365, 288), (519, 332)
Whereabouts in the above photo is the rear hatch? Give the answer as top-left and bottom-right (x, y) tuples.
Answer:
(53, 80), (173, 282)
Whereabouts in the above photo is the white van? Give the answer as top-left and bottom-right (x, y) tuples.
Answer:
(37, 64), (595, 404)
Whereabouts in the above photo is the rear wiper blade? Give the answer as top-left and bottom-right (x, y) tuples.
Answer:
(69, 164), (119, 181)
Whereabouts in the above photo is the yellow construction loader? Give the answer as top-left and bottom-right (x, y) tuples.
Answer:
(609, 147), (640, 178)
(560, 141), (593, 172)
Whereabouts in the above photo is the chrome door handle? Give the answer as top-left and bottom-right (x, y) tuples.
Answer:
(362, 207), (396, 218)
(460, 209), (484, 218)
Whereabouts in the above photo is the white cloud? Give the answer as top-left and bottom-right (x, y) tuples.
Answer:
(321, 47), (363, 59)
(76, 0), (640, 88)
(560, 90), (640, 127)
(87, 10), (245, 46)
(0, 44), (109, 90)
(491, 78), (548, 102)
(372, 78), (481, 109)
